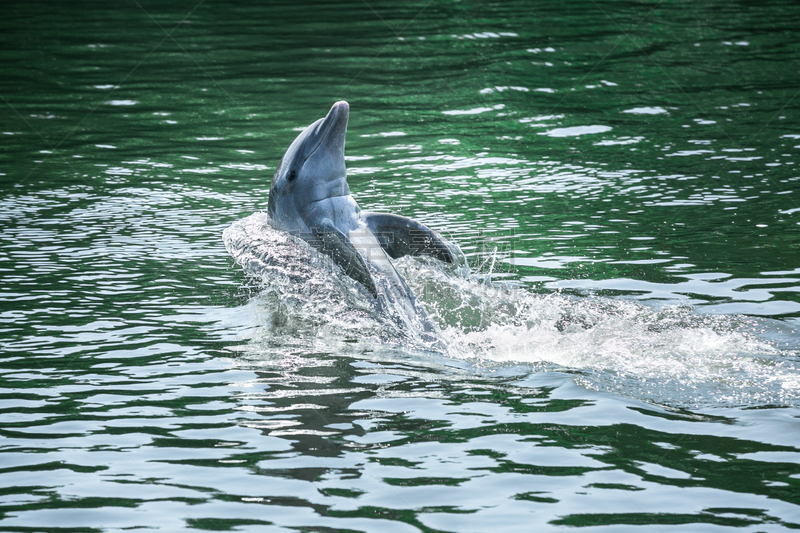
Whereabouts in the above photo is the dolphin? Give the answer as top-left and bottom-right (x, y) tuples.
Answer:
(267, 100), (464, 337)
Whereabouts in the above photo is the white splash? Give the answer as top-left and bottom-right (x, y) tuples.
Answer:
(223, 213), (800, 408)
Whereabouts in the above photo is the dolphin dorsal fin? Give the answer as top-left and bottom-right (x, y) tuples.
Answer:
(361, 213), (465, 265)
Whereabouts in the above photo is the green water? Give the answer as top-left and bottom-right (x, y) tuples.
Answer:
(2, 0), (800, 531)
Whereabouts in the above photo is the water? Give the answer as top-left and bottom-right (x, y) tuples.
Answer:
(2, 0), (800, 530)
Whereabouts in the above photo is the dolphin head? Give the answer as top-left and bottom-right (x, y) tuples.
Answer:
(267, 101), (352, 232)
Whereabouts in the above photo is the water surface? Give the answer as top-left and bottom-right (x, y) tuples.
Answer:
(2, 0), (800, 531)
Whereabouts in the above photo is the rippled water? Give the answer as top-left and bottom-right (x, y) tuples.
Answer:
(2, 0), (800, 531)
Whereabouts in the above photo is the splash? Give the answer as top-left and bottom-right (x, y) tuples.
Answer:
(222, 212), (433, 352)
(397, 258), (800, 408)
(223, 213), (800, 408)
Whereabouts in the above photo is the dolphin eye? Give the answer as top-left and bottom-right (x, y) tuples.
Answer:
(287, 170), (297, 182)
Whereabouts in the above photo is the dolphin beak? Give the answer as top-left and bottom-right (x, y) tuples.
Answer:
(301, 100), (349, 163)
(320, 100), (349, 155)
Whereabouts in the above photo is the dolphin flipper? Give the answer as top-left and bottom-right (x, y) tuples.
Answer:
(362, 212), (465, 265)
(309, 220), (378, 299)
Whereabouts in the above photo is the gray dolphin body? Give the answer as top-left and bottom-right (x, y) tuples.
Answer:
(267, 101), (464, 336)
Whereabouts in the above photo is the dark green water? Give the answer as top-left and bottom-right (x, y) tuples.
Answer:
(2, 1), (800, 531)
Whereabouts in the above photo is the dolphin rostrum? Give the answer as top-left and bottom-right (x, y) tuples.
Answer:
(267, 101), (465, 336)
